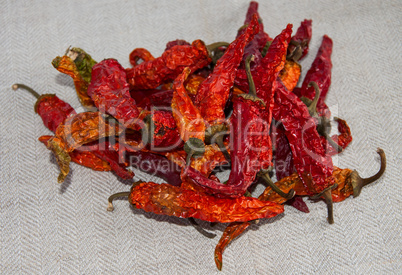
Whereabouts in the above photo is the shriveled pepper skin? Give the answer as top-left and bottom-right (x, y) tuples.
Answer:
(129, 182), (284, 223)
(324, 117), (353, 156)
(34, 94), (76, 133)
(296, 35), (333, 118)
(273, 80), (334, 194)
(171, 67), (206, 143)
(126, 40), (211, 90)
(195, 14), (260, 125)
(147, 109), (182, 150)
(279, 60), (301, 92)
(88, 59), (140, 129)
(288, 19), (312, 60)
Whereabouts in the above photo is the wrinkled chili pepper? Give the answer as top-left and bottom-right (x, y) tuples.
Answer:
(126, 40), (212, 90)
(195, 14), (259, 130)
(234, 1), (272, 90)
(52, 47), (97, 108)
(144, 109), (182, 151)
(294, 35), (333, 119)
(279, 60), (301, 92)
(107, 181), (284, 223)
(39, 135), (111, 172)
(47, 111), (124, 183)
(88, 58), (141, 130)
(273, 80), (335, 220)
(287, 19), (312, 61)
(129, 48), (155, 67)
(12, 84), (76, 132)
(171, 67), (206, 163)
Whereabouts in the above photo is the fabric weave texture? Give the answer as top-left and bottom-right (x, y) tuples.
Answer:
(0, 0), (400, 274)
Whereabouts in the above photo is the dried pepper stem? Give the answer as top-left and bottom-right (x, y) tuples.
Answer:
(107, 192), (130, 212)
(259, 171), (295, 200)
(351, 148), (386, 197)
(311, 183), (338, 224)
(12, 83), (41, 99)
(188, 218), (216, 239)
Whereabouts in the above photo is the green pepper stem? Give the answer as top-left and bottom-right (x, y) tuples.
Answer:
(259, 172), (295, 199)
(12, 83), (41, 99)
(185, 149), (195, 167)
(188, 218), (216, 239)
(107, 192), (130, 212)
(206, 42), (230, 53)
(351, 148), (386, 197)
(245, 55), (257, 97)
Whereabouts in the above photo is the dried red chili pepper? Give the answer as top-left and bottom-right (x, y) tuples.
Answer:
(195, 14), (259, 129)
(273, 80), (335, 220)
(52, 47), (97, 108)
(171, 67), (206, 163)
(47, 111), (124, 183)
(130, 89), (173, 111)
(144, 109), (182, 151)
(287, 19), (312, 61)
(38, 135), (111, 172)
(126, 40), (212, 90)
(88, 58), (141, 130)
(295, 35), (333, 119)
(12, 84), (76, 133)
(107, 181), (284, 223)
(129, 48), (155, 67)
(279, 60), (301, 92)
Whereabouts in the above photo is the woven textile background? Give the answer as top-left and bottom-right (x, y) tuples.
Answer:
(1, 0), (400, 274)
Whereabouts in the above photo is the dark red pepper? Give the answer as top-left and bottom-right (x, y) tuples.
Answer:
(88, 59), (141, 130)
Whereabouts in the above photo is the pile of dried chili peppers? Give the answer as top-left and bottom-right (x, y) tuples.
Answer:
(13, 1), (386, 270)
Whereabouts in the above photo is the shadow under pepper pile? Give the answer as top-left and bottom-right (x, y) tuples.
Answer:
(13, 1), (386, 271)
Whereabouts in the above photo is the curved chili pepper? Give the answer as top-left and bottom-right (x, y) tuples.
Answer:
(130, 89), (173, 110)
(12, 84), (76, 133)
(52, 47), (97, 108)
(107, 181), (284, 223)
(171, 67), (206, 163)
(129, 48), (155, 67)
(88, 58), (141, 130)
(126, 40), (211, 90)
(279, 60), (301, 92)
(324, 117), (353, 156)
(195, 14), (260, 128)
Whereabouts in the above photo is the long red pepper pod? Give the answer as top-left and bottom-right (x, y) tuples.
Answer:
(195, 14), (260, 126)
(39, 135), (112, 172)
(172, 68), (206, 143)
(35, 94), (77, 132)
(296, 35), (333, 118)
(273, 80), (334, 194)
(88, 59), (140, 129)
(126, 40), (211, 90)
(288, 19), (312, 60)
(127, 182), (284, 223)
